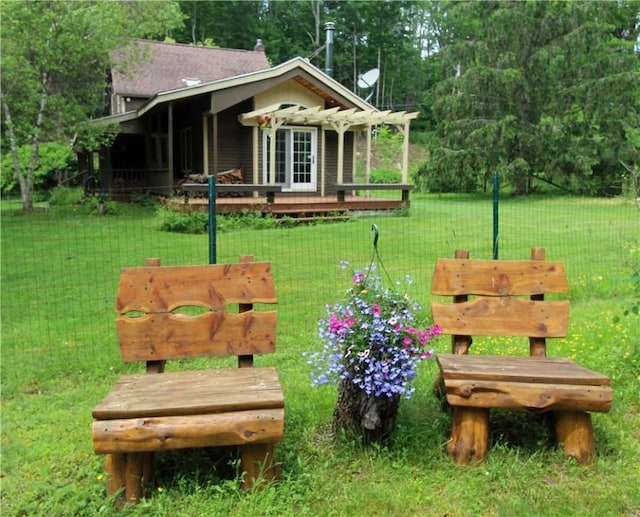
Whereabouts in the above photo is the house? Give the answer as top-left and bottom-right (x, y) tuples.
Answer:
(88, 39), (418, 213)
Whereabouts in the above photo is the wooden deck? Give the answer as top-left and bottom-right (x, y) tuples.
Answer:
(168, 194), (409, 218)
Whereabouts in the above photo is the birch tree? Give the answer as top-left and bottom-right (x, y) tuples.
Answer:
(1, 0), (183, 211)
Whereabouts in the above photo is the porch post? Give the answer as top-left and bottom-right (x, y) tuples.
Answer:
(168, 103), (174, 193)
(212, 114), (219, 175)
(352, 133), (357, 183)
(202, 113), (209, 176)
(401, 122), (410, 184)
(266, 116), (285, 185)
(268, 126), (276, 185)
(253, 126), (259, 184)
(329, 121), (348, 185)
(321, 129), (326, 196)
(366, 125), (372, 186)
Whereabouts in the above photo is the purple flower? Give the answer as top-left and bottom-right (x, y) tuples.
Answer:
(307, 262), (442, 400)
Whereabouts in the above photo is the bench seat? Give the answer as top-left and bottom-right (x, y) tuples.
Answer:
(431, 248), (612, 465)
(91, 257), (283, 504)
(93, 368), (284, 454)
(437, 354), (612, 412)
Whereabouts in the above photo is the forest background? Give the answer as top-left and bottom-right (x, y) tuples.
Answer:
(1, 0), (639, 208)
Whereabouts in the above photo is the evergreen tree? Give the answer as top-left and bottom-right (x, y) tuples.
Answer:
(420, 0), (640, 195)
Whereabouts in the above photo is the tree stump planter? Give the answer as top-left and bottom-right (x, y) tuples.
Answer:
(332, 377), (400, 444)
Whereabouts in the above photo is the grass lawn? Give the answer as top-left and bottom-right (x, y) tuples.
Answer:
(1, 193), (639, 516)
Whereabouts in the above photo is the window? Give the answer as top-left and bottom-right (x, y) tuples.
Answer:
(180, 128), (192, 174)
(263, 127), (316, 191)
(149, 113), (168, 171)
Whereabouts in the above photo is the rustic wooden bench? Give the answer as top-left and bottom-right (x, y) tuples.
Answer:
(91, 256), (284, 504)
(182, 182), (282, 203)
(431, 248), (612, 465)
(336, 183), (413, 203)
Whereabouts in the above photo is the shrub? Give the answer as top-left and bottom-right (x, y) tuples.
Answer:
(159, 209), (209, 234)
(48, 186), (84, 206)
(83, 196), (118, 215)
(47, 186), (117, 215)
(1, 142), (77, 194)
(130, 192), (159, 209)
(370, 168), (401, 184)
(217, 211), (279, 231)
(414, 159), (477, 193)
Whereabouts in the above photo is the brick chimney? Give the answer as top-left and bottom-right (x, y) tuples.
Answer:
(254, 38), (265, 52)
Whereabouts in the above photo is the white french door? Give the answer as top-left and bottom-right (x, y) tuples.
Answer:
(263, 127), (317, 191)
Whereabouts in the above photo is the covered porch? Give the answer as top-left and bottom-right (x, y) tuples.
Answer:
(175, 183), (412, 218)
(237, 102), (419, 196)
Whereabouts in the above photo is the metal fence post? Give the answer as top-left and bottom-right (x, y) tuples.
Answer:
(493, 171), (499, 260)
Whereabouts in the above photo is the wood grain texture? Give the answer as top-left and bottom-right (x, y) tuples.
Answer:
(94, 257), (285, 499)
(446, 407), (489, 465)
(436, 354), (611, 386)
(554, 410), (596, 464)
(92, 367), (283, 419)
(116, 262), (277, 313)
(437, 355), (612, 412)
(432, 249), (611, 465)
(431, 258), (569, 296)
(116, 310), (278, 361)
(93, 408), (285, 453)
(431, 298), (570, 337)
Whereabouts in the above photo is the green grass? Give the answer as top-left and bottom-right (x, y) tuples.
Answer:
(1, 194), (639, 516)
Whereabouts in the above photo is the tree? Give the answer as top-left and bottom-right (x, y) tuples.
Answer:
(1, 0), (184, 211)
(419, 1), (640, 195)
(171, 1), (432, 112)
(323, 0), (429, 111)
(173, 1), (262, 49)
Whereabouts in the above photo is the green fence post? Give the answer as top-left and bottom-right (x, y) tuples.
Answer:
(493, 171), (499, 260)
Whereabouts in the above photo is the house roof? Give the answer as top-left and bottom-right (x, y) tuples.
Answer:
(111, 39), (269, 97)
(98, 56), (418, 129)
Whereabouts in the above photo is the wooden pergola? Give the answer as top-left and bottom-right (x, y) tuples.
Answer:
(238, 103), (419, 195)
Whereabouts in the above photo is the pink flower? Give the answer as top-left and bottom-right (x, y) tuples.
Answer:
(420, 349), (434, 360)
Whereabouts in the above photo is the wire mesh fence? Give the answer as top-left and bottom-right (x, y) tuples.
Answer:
(1, 193), (638, 388)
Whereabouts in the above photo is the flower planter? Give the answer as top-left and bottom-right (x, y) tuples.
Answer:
(332, 377), (400, 444)
(307, 261), (441, 445)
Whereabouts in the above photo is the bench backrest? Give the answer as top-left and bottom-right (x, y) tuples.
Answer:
(115, 257), (277, 368)
(431, 247), (569, 357)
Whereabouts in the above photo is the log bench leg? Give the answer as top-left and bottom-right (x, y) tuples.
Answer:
(240, 443), (280, 490)
(553, 410), (596, 465)
(446, 407), (489, 465)
(105, 452), (154, 505)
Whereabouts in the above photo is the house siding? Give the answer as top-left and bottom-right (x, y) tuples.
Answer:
(323, 131), (354, 195)
(212, 100), (253, 179)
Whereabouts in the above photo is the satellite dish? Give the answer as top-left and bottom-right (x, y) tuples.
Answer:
(357, 68), (380, 89)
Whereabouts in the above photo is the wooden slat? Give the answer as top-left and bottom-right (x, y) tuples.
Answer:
(431, 298), (570, 337)
(431, 258), (569, 296)
(181, 183), (282, 193)
(336, 183), (414, 191)
(116, 310), (277, 362)
(92, 368), (283, 419)
(93, 408), (285, 454)
(437, 354), (611, 386)
(116, 262), (276, 313)
(441, 378), (612, 413)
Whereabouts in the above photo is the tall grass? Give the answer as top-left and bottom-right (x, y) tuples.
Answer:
(1, 194), (638, 516)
